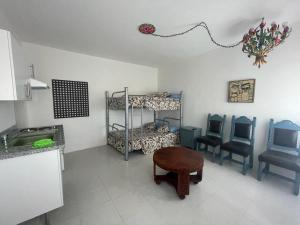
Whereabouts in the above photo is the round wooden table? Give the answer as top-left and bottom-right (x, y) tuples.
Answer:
(153, 147), (204, 199)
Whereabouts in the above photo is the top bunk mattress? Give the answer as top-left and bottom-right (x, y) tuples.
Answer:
(108, 92), (181, 111)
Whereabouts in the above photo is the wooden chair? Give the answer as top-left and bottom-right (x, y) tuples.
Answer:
(219, 115), (256, 175)
(257, 119), (300, 195)
(196, 113), (226, 161)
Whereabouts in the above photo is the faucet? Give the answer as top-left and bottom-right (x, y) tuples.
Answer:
(1, 134), (8, 152)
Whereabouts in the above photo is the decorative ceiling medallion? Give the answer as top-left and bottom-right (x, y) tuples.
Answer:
(138, 23), (156, 34)
(138, 18), (292, 68)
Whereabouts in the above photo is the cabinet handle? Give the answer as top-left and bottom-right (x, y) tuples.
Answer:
(26, 82), (31, 98)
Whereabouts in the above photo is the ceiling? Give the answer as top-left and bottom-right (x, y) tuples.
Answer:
(0, 0), (299, 67)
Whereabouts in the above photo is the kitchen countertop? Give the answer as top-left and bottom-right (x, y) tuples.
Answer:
(0, 125), (65, 160)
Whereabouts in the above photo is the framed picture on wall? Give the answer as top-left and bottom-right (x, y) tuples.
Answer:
(228, 79), (255, 103)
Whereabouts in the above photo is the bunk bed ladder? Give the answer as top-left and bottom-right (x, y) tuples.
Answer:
(105, 87), (130, 161)
(105, 91), (109, 145)
(130, 105), (133, 153)
(124, 87), (129, 161)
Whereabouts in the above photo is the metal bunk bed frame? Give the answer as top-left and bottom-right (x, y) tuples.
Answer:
(105, 87), (183, 161)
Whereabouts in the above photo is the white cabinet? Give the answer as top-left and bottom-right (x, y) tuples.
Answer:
(0, 28), (31, 100)
(0, 150), (64, 225)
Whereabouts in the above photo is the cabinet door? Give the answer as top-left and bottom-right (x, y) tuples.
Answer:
(0, 29), (31, 100)
(0, 150), (63, 225)
(9, 32), (31, 100)
(0, 29), (16, 100)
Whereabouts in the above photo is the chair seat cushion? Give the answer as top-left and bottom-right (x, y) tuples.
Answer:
(221, 141), (252, 157)
(258, 150), (300, 172)
(197, 135), (222, 147)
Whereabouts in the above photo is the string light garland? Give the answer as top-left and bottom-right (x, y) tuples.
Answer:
(139, 22), (242, 48)
(138, 18), (291, 68)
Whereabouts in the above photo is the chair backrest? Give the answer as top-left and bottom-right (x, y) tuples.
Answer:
(229, 115), (256, 146)
(267, 119), (300, 155)
(206, 113), (226, 139)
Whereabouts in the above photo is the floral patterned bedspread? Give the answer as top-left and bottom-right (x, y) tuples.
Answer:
(107, 126), (177, 154)
(108, 95), (180, 111)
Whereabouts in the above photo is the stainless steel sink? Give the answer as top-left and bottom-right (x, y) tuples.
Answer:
(8, 134), (54, 147)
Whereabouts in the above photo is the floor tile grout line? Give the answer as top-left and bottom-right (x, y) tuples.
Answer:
(97, 173), (127, 225)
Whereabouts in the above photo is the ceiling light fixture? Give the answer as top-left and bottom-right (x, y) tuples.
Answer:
(138, 18), (291, 68)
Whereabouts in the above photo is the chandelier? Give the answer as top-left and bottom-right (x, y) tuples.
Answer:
(242, 19), (291, 68)
(138, 18), (291, 68)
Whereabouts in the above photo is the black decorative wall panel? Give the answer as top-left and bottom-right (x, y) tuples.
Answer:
(52, 79), (89, 119)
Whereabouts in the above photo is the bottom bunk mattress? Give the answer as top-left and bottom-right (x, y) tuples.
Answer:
(108, 127), (177, 154)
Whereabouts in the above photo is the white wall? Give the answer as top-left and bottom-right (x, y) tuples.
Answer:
(15, 43), (158, 153)
(158, 25), (300, 168)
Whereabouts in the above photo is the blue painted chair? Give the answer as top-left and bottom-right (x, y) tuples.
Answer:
(257, 119), (300, 195)
(219, 115), (256, 175)
(196, 113), (226, 161)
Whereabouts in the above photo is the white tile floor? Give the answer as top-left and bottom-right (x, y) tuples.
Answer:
(21, 145), (300, 225)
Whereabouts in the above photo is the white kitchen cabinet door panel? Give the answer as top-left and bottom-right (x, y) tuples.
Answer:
(0, 29), (16, 100)
(9, 32), (30, 100)
(0, 28), (31, 100)
(0, 150), (63, 225)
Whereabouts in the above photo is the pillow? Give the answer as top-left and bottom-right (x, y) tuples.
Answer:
(143, 122), (156, 130)
(155, 121), (166, 129)
(167, 93), (181, 100)
(169, 126), (179, 133)
(149, 92), (168, 98)
(157, 125), (169, 133)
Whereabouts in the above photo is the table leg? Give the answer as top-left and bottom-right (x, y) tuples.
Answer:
(177, 171), (189, 199)
(192, 169), (203, 184)
(154, 162), (160, 184)
(45, 213), (50, 225)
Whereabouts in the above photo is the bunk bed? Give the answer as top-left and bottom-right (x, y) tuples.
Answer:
(105, 87), (183, 161)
